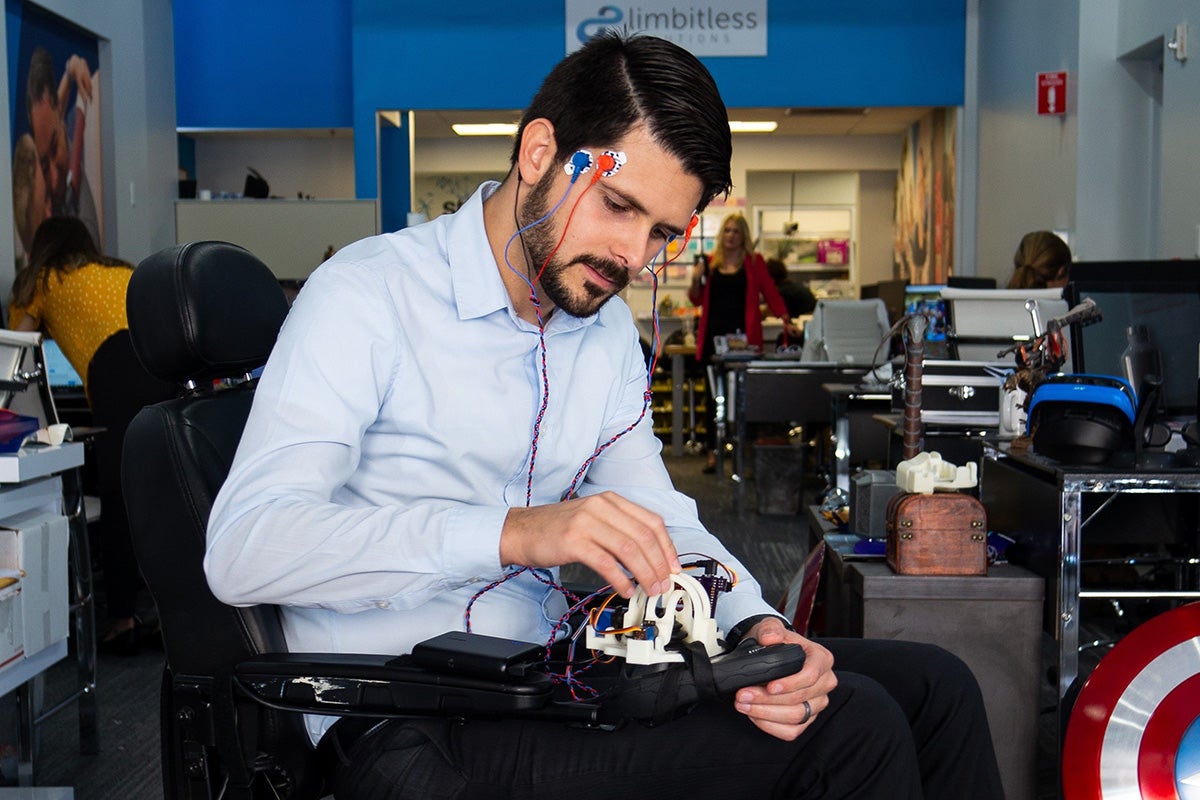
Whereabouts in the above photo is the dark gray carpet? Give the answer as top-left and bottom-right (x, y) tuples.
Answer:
(32, 645), (164, 799)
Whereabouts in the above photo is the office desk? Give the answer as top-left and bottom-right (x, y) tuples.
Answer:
(635, 311), (697, 351)
(872, 412), (1000, 470)
(0, 443), (96, 784)
(980, 443), (1200, 789)
(807, 505), (1044, 800)
(981, 445), (1200, 697)
(822, 383), (891, 493)
(712, 358), (867, 513)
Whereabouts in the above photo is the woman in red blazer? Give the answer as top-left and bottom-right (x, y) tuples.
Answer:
(688, 212), (798, 472)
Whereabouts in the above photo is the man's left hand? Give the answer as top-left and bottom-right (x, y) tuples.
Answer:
(732, 617), (836, 741)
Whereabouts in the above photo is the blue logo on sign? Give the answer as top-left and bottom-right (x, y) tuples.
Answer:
(577, 5), (623, 44)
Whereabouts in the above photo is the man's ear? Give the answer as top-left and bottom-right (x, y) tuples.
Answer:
(516, 118), (557, 187)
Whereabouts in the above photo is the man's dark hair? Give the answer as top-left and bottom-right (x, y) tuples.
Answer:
(511, 32), (732, 211)
(26, 47), (58, 126)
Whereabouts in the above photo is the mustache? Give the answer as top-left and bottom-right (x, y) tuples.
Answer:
(573, 255), (631, 291)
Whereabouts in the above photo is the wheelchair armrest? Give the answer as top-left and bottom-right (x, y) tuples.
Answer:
(234, 652), (600, 724)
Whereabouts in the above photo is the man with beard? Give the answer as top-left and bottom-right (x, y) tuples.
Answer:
(207, 32), (1003, 800)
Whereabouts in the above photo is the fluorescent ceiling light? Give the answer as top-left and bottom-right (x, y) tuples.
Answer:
(729, 120), (778, 133)
(452, 122), (519, 136)
(450, 120), (776, 135)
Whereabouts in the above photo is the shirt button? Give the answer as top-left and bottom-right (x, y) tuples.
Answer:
(376, 600), (389, 609)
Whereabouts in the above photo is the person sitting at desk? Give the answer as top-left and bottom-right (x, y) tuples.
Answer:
(206, 32), (1002, 800)
(1007, 230), (1071, 290)
(8, 216), (175, 655)
(766, 256), (817, 320)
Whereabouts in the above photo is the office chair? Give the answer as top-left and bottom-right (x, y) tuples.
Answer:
(799, 299), (891, 364)
(123, 242), (591, 800)
(122, 241), (320, 799)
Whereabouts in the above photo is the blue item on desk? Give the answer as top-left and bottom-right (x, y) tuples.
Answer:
(1026, 373), (1137, 465)
(0, 409), (41, 453)
(987, 531), (1014, 565)
(854, 538), (887, 556)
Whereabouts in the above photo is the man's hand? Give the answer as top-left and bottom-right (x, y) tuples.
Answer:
(501, 492), (681, 599)
(733, 617), (837, 741)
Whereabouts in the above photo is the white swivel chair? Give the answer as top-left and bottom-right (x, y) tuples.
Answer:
(800, 299), (891, 364)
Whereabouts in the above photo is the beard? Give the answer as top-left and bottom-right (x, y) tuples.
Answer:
(517, 170), (632, 318)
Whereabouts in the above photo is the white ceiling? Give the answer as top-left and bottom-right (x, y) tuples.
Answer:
(412, 106), (933, 138)
(178, 107), (934, 140)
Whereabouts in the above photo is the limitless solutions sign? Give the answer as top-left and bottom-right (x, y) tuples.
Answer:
(566, 1), (767, 56)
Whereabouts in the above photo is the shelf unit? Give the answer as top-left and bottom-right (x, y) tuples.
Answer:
(754, 205), (856, 297)
(649, 346), (708, 455)
(650, 371), (707, 442)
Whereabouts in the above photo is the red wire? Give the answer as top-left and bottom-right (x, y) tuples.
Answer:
(535, 174), (601, 283)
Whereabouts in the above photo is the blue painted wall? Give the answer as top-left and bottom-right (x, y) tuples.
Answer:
(174, 0), (353, 128)
(174, 1), (966, 198)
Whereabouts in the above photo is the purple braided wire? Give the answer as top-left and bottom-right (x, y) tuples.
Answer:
(464, 237), (668, 672)
(524, 296), (550, 506)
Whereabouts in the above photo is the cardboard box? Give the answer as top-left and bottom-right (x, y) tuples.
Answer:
(0, 476), (62, 520)
(0, 508), (68, 658)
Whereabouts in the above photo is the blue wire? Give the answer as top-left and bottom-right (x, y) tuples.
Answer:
(502, 177), (579, 292)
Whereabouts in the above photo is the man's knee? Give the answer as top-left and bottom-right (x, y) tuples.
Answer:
(783, 672), (922, 797)
(891, 641), (986, 712)
(832, 639), (986, 713)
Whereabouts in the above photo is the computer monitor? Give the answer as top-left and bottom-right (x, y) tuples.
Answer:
(946, 275), (997, 289)
(1068, 259), (1200, 285)
(940, 287), (1069, 363)
(42, 339), (85, 395)
(903, 285), (950, 359)
(1066, 271), (1200, 420)
(860, 279), (907, 327)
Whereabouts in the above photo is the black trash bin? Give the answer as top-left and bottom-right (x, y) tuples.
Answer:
(753, 438), (806, 515)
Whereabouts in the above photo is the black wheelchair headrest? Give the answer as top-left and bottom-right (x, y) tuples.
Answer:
(127, 241), (290, 385)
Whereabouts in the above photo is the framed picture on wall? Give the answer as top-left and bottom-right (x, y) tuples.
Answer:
(9, 2), (104, 268)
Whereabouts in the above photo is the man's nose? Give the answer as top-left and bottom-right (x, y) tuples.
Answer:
(608, 233), (642, 274)
(621, 225), (668, 273)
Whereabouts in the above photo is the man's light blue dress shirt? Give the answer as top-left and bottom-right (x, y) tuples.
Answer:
(206, 183), (776, 740)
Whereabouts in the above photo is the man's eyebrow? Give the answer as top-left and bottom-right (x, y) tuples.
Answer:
(603, 185), (688, 237)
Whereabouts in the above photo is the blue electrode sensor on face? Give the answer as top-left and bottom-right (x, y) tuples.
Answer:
(564, 150), (594, 178)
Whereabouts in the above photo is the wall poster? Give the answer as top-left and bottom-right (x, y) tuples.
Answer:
(8, 0), (104, 269)
(894, 108), (955, 285)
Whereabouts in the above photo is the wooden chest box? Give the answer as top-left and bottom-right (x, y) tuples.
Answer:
(885, 491), (988, 576)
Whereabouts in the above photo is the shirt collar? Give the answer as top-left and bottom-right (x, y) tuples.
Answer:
(445, 181), (508, 321)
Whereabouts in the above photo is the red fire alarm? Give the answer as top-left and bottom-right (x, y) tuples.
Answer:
(1037, 71), (1068, 115)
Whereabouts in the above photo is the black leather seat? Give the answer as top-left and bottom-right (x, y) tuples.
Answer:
(122, 241), (319, 799)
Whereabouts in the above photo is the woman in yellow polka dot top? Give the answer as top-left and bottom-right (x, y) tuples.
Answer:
(9, 216), (174, 656)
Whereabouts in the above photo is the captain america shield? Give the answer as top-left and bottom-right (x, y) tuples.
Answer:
(1063, 602), (1200, 799)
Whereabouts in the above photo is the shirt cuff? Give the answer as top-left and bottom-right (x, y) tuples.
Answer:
(440, 504), (508, 584)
